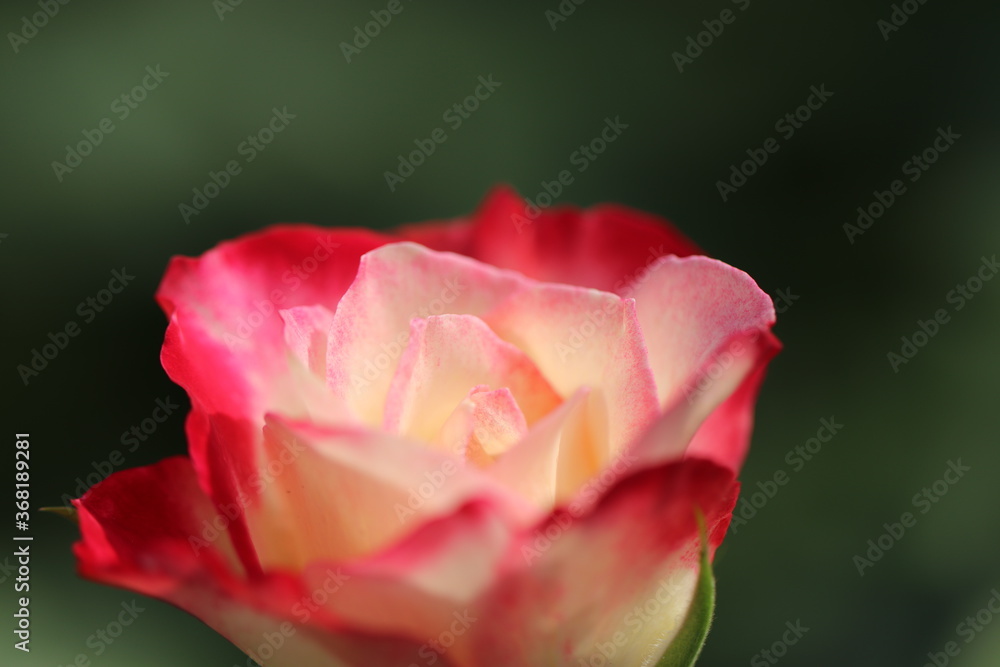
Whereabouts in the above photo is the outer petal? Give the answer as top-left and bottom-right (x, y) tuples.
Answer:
(464, 457), (738, 666)
(73, 458), (472, 667)
(157, 225), (390, 421)
(73, 456), (245, 580)
(683, 331), (780, 472)
(629, 254), (776, 408)
(157, 228), (391, 573)
(183, 409), (264, 575)
(301, 500), (516, 667)
(398, 186), (701, 294)
(629, 255), (781, 472)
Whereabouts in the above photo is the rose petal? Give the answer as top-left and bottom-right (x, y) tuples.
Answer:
(300, 500), (514, 667)
(398, 186), (701, 294)
(484, 285), (660, 464)
(280, 305), (353, 424)
(486, 388), (593, 508)
(465, 457), (738, 666)
(73, 458), (467, 667)
(437, 387), (530, 466)
(183, 410), (264, 575)
(281, 305), (335, 378)
(246, 416), (537, 570)
(627, 255), (780, 472)
(73, 456), (245, 579)
(157, 227), (390, 548)
(382, 314), (561, 442)
(683, 331), (780, 472)
(157, 226), (388, 421)
(630, 254), (776, 407)
(608, 329), (779, 489)
(326, 243), (529, 426)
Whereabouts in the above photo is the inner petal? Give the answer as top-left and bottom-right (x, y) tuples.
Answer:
(437, 386), (529, 466)
(486, 387), (596, 508)
(250, 415), (535, 569)
(482, 284), (660, 464)
(382, 314), (562, 443)
(279, 305), (354, 424)
(326, 243), (528, 426)
(281, 305), (335, 377)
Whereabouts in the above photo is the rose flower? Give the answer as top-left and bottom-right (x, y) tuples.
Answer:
(71, 187), (779, 666)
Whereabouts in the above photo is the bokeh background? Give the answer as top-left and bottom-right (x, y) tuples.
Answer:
(2, 0), (999, 665)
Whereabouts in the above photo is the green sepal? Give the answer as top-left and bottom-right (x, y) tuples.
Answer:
(655, 512), (716, 667)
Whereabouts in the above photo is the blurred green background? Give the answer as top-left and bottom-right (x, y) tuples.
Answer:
(2, 0), (999, 665)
